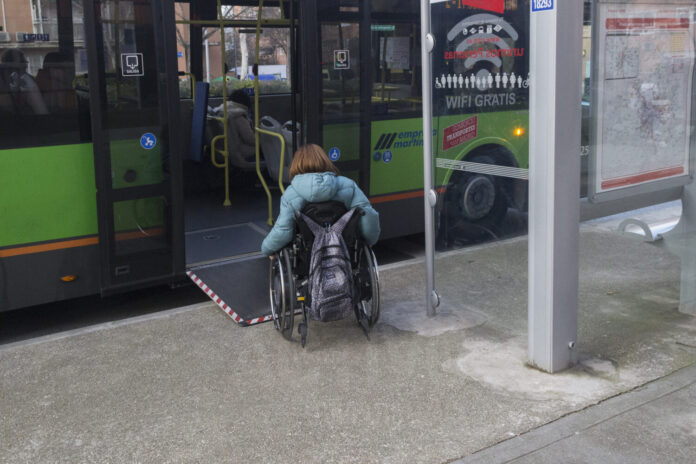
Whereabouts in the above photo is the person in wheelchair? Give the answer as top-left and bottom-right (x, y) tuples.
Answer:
(262, 144), (381, 346)
(261, 143), (380, 256)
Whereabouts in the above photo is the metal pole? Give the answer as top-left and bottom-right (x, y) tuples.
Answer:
(1, 0), (8, 34)
(528, 0), (582, 373)
(289, 0), (297, 153)
(204, 38), (210, 82)
(677, 179), (696, 315)
(420, 0), (438, 317)
(35, 0), (44, 34)
(217, 0), (231, 207)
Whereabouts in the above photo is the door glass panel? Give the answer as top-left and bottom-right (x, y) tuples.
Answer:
(321, 22), (361, 121)
(97, 0), (163, 190)
(370, 23), (421, 117)
(113, 197), (168, 255)
(320, 19), (362, 183)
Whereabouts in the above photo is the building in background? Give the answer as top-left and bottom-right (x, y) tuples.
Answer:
(0, 0), (87, 75)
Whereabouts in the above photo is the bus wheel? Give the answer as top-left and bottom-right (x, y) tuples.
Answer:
(444, 154), (508, 239)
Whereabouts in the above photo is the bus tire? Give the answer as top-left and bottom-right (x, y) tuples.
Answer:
(443, 153), (509, 240)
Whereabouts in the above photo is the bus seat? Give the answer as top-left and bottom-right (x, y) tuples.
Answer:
(258, 115), (291, 183)
(205, 101), (260, 171)
(281, 119), (301, 162)
(190, 81), (209, 163)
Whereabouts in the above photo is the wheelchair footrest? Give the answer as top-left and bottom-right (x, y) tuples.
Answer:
(298, 322), (308, 348)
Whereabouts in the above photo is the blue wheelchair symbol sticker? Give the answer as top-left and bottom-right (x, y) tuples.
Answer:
(328, 147), (340, 161)
(373, 151), (382, 162)
(140, 133), (157, 150)
(382, 150), (393, 163)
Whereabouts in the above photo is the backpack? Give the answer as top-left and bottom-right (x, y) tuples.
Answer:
(300, 208), (357, 322)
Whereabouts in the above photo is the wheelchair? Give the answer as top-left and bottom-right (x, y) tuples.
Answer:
(269, 201), (381, 347)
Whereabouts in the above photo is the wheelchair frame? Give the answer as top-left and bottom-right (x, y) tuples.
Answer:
(268, 208), (381, 347)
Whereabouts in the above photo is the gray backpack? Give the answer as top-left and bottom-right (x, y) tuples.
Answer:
(300, 208), (357, 322)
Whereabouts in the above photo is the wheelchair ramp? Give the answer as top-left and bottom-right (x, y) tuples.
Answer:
(185, 223), (268, 267)
(187, 257), (272, 326)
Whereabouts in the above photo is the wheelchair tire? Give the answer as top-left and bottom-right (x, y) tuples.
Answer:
(269, 248), (295, 340)
(358, 244), (381, 327)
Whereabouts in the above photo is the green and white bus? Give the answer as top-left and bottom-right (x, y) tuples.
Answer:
(0, 0), (530, 314)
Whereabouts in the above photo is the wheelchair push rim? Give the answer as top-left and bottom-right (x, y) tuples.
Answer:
(269, 249), (295, 339)
(358, 244), (381, 328)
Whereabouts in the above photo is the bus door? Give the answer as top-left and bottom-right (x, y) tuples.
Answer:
(301, 0), (372, 192)
(85, 0), (184, 294)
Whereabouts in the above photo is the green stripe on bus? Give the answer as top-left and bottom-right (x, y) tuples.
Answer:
(0, 143), (98, 248)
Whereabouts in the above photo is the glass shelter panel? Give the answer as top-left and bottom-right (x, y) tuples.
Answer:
(427, 0), (530, 321)
(432, 0), (529, 249)
(579, 0), (696, 365)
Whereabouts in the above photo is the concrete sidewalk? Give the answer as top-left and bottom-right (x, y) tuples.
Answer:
(1, 229), (695, 463)
(457, 362), (696, 464)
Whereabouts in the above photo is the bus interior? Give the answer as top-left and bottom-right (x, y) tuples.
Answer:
(176, 0), (427, 270)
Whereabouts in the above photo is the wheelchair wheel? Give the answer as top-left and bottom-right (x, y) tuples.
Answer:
(357, 244), (381, 327)
(269, 248), (295, 340)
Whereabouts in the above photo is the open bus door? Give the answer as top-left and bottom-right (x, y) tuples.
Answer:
(84, 0), (184, 295)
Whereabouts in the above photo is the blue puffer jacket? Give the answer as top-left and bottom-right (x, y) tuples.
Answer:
(261, 172), (380, 256)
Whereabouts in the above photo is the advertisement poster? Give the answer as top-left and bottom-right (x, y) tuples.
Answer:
(430, 0), (530, 118)
(592, 3), (694, 197)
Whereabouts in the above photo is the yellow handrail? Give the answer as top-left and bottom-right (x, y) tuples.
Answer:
(175, 19), (293, 27)
(186, 72), (196, 101)
(210, 134), (231, 206)
(175, 0), (282, 218)
(255, 126), (286, 194)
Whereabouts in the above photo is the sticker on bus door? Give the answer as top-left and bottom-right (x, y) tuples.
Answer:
(442, 116), (477, 151)
(334, 50), (350, 70)
(121, 53), (144, 77)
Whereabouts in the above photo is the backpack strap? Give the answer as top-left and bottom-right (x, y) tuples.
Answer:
(298, 212), (324, 237)
(330, 208), (357, 236)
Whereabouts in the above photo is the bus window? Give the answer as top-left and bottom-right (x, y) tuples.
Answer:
(175, 5), (291, 99)
(174, 2), (192, 98)
(321, 22), (361, 120)
(319, 1), (360, 15)
(370, 22), (421, 117)
(372, 0), (419, 14)
(0, 0), (90, 149)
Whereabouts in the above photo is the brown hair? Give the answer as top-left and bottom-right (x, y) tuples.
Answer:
(289, 144), (340, 180)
